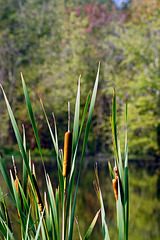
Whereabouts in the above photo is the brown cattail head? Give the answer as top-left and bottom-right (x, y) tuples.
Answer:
(113, 166), (118, 200)
(112, 178), (118, 200)
(32, 174), (44, 214)
(14, 177), (23, 217)
(14, 178), (20, 217)
(14, 178), (19, 193)
(63, 131), (72, 177)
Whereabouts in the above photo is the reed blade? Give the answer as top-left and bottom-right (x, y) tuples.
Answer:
(68, 63), (100, 240)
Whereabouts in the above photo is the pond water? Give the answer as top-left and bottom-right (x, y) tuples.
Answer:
(0, 156), (160, 240)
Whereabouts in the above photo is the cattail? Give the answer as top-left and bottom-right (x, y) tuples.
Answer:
(14, 178), (21, 217)
(32, 174), (44, 214)
(112, 166), (118, 200)
(63, 131), (72, 177)
(63, 102), (72, 177)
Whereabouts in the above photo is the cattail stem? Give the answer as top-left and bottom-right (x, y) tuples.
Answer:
(12, 156), (17, 177)
(62, 177), (66, 240)
(62, 102), (72, 239)
(64, 177), (66, 193)
(68, 102), (70, 132)
(43, 218), (50, 240)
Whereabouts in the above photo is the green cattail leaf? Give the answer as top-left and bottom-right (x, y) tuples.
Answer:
(0, 85), (33, 187)
(39, 97), (62, 170)
(10, 171), (26, 232)
(52, 113), (59, 155)
(46, 175), (59, 240)
(118, 140), (124, 205)
(34, 209), (45, 240)
(0, 219), (7, 239)
(95, 166), (110, 240)
(124, 102), (129, 240)
(112, 90), (118, 166)
(83, 210), (100, 240)
(68, 63), (100, 240)
(1, 199), (12, 233)
(72, 75), (80, 155)
(0, 219), (15, 240)
(22, 124), (27, 197)
(117, 179), (125, 240)
(44, 192), (53, 239)
(65, 90), (91, 239)
(17, 180), (36, 235)
(40, 97), (64, 205)
(108, 161), (114, 180)
(56, 187), (59, 235)
(0, 188), (12, 235)
(24, 207), (31, 240)
(75, 217), (83, 240)
(21, 73), (46, 171)
(99, 189), (110, 240)
(38, 210), (46, 240)
(0, 156), (14, 197)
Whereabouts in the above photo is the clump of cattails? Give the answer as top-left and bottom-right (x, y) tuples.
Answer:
(63, 102), (72, 178)
(112, 166), (118, 200)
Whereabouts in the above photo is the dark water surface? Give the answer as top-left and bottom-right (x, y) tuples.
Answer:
(0, 156), (160, 240)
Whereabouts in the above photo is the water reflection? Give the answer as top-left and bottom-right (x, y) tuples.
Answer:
(0, 158), (160, 240)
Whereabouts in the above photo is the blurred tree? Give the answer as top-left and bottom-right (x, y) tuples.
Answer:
(0, 0), (159, 157)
